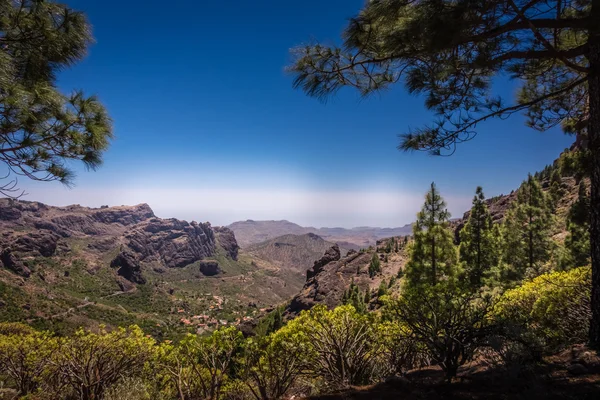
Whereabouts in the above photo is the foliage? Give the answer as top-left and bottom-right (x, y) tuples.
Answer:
(239, 323), (312, 399)
(459, 187), (498, 289)
(156, 326), (243, 400)
(494, 267), (591, 351)
(405, 183), (458, 289)
(502, 175), (553, 283)
(368, 253), (381, 278)
(0, 0), (113, 196)
(561, 180), (591, 269)
(386, 285), (494, 381)
(289, 0), (592, 154)
(342, 280), (368, 313)
(290, 305), (381, 388)
(55, 325), (156, 400)
(375, 320), (430, 376)
(0, 329), (59, 396)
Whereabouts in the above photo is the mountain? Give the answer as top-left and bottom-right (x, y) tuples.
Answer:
(227, 220), (314, 248)
(0, 200), (301, 338)
(228, 220), (413, 249)
(283, 238), (409, 318)
(245, 233), (344, 276)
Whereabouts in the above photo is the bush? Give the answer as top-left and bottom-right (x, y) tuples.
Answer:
(290, 305), (381, 388)
(385, 285), (494, 381)
(55, 325), (156, 400)
(239, 323), (311, 399)
(493, 266), (591, 352)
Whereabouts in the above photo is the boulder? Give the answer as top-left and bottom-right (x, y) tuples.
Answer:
(199, 260), (221, 276)
(110, 251), (145, 284)
(0, 250), (31, 278)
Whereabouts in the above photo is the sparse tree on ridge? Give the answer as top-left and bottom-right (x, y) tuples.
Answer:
(405, 182), (457, 289)
(0, 0), (113, 197)
(459, 187), (498, 289)
(289, 0), (600, 347)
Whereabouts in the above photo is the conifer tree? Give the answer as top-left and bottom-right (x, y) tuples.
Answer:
(502, 175), (553, 282)
(343, 280), (367, 313)
(405, 183), (457, 289)
(289, 0), (600, 347)
(563, 180), (591, 268)
(0, 0), (113, 196)
(368, 253), (381, 278)
(459, 187), (497, 289)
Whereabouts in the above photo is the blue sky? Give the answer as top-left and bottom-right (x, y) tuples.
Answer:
(17, 0), (574, 228)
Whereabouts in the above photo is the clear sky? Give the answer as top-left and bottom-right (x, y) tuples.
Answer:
(16, 0), (575, 228)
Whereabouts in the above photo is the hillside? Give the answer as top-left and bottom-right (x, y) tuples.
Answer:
(0, 200), (301, 338)
(245, 233), (343, 276)
(229, 220), (413, 249)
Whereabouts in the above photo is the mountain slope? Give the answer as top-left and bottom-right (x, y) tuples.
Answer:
(246, 233), (341, 275)
(0, 200), (299, 338)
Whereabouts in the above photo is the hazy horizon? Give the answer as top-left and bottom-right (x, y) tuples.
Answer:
(2, 0), (574, 228)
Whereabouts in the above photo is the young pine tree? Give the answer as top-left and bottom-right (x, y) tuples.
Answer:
(562, 180), (591, 269)
(459, 187), (498, 290)
(405, 183), (457, 289)
(368, 253), (381, 278)
(502, 175), (553, 283)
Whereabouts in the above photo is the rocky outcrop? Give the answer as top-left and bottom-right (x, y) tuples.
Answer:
(286, 246), (370, 316)
(0, 199), (240, 281)
(306, 244), (340, 280)
(214, 227), (239, 260)
(199, 260), (221, 276)
(125, 219), (217, 268)
(11, 232), (59, 257)
(111, 251), (145, 284)
(0, 250), (31, 277)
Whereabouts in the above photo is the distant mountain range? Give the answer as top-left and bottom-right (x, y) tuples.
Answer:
(228, 220), (414, 249)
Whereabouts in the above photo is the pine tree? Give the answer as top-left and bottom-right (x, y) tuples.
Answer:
(459, 187), (498, 289)
(405, 183), (458, 289)
(0, 1), (113, 196)
(289, 0), (600, 348)
(502, 175), (553, 283)
(368, 253), (381, 278)
(563, 180), (591, 269)
(377, 280), (388, 297)
(342, 280), (367, 313)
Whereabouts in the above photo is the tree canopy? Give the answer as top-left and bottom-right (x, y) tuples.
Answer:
(290, 0), (600, 347)
(0, 0), (113, 196)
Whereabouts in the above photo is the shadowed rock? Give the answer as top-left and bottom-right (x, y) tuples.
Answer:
(111, 251), (145, 284)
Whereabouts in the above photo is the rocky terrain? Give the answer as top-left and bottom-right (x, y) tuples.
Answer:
(0, 200), (301, 337)
(245, 233), (349, 276)
(229, 220), (413, 249)
(284, 239), (409, 317)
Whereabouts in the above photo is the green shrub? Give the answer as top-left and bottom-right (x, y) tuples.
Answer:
(493, 266), (591, 351)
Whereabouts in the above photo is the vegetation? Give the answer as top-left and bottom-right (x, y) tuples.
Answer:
(459, 187), (498, 289)
(405, 182), (457, 289)
(290, 0), (600, 348)
(0, 0), (113, 196)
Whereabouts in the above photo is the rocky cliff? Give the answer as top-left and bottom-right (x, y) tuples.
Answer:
(0, 199), (235, 282)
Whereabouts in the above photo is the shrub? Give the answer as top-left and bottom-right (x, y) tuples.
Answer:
(291, 305), (381, 388)
(386, 285), (494, 381)
(239, 323), (311, 399)
(493, 266), (591, 351)
(54, 325), (156, 400)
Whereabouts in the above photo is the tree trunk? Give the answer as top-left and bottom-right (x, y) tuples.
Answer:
(588, 0), (600, 348)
